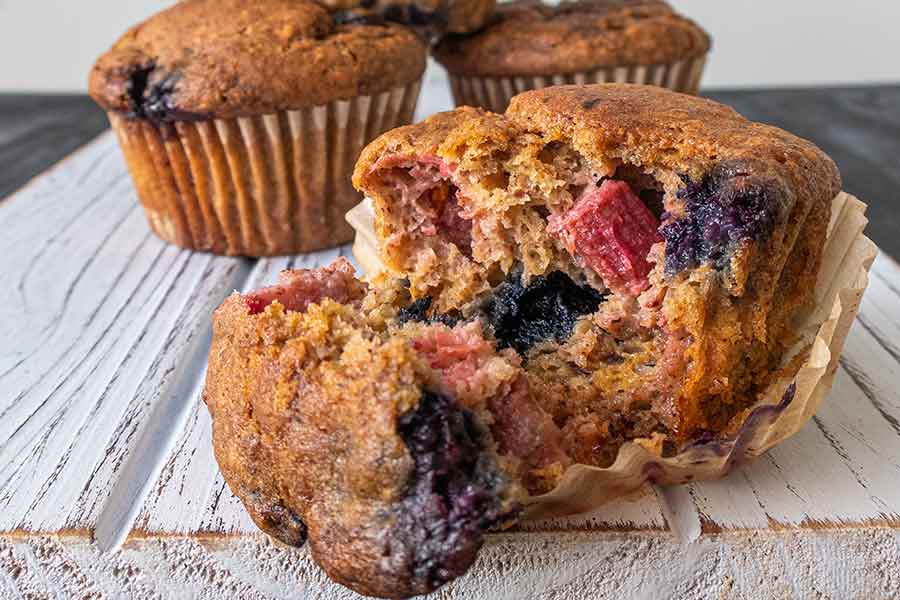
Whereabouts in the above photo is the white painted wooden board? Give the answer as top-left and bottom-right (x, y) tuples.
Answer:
(2, 117), (900, 597)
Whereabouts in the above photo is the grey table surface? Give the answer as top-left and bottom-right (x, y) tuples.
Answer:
(1, 84), (899, 259)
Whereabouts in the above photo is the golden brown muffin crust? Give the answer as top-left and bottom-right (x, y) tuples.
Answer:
(434, 0), (710, 77)
(506, 85), (840, 200)
(89, 0), (427, 120)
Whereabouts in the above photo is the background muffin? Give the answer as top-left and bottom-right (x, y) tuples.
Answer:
(89, 0), (427, 256)
(434, 0), (710, 113)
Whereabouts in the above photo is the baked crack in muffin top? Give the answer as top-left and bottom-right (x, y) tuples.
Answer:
(322, 0), (497, 37)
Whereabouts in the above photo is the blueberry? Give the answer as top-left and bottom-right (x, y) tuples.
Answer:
(391, 392), (516, 590)
(125, 62), (209, 123)
(481, 270), (606, 355)
(661, 164), (777, 275)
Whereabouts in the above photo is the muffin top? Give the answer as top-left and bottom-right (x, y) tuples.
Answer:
(433, 0), (710, 77)
(89, 0), (427, 121)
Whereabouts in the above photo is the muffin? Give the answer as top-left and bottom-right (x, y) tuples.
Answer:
(205, 259), (550, 598)
(89, 0), (427, 256)
(353, 83), (839, 463)
(205, 85), (841, 597)
(434, 0), (710, 113)
(324, 0), (497, 38)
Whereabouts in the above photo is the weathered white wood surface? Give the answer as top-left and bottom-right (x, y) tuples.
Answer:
(2, 79), (900, 598)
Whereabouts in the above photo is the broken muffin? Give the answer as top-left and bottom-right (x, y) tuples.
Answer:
(205, 259), (570, 598)
(353, 84), (840, 463)
(205, 84), (841, 597)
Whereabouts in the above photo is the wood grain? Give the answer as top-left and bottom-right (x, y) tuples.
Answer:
(0, 135), (252, 541)
(3, 530), (899, 599)
(2, 83), (900, 598)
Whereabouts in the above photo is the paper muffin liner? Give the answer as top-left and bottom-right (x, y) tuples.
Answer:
(347, 192), (877, 520)
(447, 55), (707, 114)
(108, 81), (421, 257)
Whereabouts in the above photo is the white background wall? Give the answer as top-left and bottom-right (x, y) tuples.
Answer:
(0, 1), (898, 92)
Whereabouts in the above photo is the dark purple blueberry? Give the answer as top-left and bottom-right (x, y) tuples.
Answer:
(661, 163), (779, 275)
(144, 72), (181, 120)
(388, 392), (517, 592)
(125, 62), (208, 123)
(480, 270), (606, 355)
(397, 296), (433, 323)
(125, 63), (158, 118)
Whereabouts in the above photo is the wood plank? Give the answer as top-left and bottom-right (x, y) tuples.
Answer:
(1, 116), (894, 542)
(0, 133), (252, 541)
(3, 530), (899, 599)
(2, 83), (899, 598)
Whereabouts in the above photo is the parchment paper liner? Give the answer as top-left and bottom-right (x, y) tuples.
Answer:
(346, 192), (877, 520)
(446, 55), (706, 114)
(107, 81), (421, 257)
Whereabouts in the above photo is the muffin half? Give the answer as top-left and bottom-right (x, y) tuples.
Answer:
(89, 0), (426, 256)
(204, 259), (568, 597)
(354, 84), (839, 461)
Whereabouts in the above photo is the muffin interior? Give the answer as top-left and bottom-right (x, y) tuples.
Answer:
(360, 135), (795, 467)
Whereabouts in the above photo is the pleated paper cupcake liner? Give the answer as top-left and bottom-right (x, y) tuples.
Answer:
(347, 192), (877, 520)
(109, 81), (421, 257)
(346, 198), (385, 278)
(447, 55), (707, 114)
